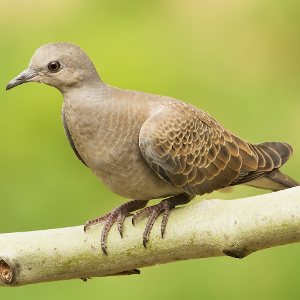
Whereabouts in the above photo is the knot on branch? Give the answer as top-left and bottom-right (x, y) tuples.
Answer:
(0, 259), (13, 284)
(223, 248), (252, 259)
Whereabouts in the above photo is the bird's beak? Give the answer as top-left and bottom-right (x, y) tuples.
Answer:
(6, 67), (39, 91)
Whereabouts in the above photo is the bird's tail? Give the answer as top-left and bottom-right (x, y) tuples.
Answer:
(243, 141), (299, 191)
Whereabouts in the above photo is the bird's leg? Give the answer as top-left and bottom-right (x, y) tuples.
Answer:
(84, 200), (149, 255)
(132, 193), (195, 248)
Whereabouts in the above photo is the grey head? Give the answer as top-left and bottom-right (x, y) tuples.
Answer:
(6, 43), (102, 93)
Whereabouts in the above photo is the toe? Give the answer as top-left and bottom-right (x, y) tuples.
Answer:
(117, 212), (129, 238)
(161, 207), (170, 238)
(132, 206), (152, 226)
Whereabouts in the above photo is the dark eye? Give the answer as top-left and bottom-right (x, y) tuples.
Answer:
(48, 61), (60, 72)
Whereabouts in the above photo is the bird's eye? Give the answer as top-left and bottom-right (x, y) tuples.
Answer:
(48, 61), (61, 72)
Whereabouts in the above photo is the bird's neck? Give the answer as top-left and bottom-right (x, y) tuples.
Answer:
(62, 81), (111, 106)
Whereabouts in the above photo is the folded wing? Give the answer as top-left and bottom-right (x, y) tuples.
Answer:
(139, 101), (298, 195)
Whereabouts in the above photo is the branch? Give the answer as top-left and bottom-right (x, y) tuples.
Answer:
(1, 186), (300, 287)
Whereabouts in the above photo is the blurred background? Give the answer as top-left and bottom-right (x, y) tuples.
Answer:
(1, 0), (300, 299)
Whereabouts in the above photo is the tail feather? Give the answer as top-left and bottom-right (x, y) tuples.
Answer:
(241, 141), (299, 191)
(258, 142), (293, 165)
(244, 170), (299, 191)
(265, 169), (299, 189)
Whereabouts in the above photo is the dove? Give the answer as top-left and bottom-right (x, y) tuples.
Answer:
(6, 42), (299, 255)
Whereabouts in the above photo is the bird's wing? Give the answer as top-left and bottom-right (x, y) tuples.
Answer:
(139, 100), (284, 195)
(61, 104), (87, 167)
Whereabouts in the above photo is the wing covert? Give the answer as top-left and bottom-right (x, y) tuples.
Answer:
(139, 101), (258, 195)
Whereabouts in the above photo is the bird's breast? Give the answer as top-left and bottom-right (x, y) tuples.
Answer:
(63, 98), (182, 199)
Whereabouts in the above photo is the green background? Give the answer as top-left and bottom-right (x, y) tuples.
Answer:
(1, 0), (300, 299)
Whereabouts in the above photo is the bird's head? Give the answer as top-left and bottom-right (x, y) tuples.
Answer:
(6, 42), (101, 93)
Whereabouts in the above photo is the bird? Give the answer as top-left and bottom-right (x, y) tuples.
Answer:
(6, 42), (299, 255)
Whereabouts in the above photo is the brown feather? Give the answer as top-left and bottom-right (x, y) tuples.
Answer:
(139, 99), (299, 195)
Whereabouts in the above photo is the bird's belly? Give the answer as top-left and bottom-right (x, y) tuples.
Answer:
(82, 143), (183, 199)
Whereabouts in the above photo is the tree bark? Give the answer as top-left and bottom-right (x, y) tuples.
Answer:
(1, 186), (300, 287)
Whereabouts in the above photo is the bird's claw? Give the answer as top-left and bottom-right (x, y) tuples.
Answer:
(84, 200), (148, 255)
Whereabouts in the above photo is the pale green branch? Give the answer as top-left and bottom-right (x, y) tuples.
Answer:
(1, 186), (300, 287)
